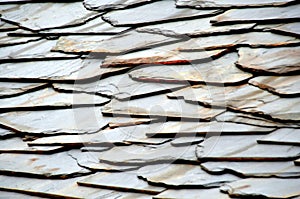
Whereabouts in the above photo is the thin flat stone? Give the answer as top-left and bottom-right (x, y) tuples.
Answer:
(1, 2), (99, 31)
(176, 0), (296, 8)
(154, 188), (230, 199)
(0, 82), (47, 98)
(212, 4), (300, 24)
(216, 111), (300, 128)
(201, 161), (300, 178)
(98, 143), (198, 165)
(78, 172), (165, 194)
(102, 0), (220, 26)
(0, 31), (40, 47)
(171, 84), (300, 122)
(146, 121), (275, 138)
(137, 17), (255, 37)
(0, 152), (91, 178)
(0, 58), (129, 81)
(129, 52), (252, 84)
(295, 159), (300, 166)
(102, 46), (226, 67)
(102, 94), (224, 120)
(39, 17), (129, 35)
(138, 164), (239, 188)
(0, 39), (78, 62)
(84, 0), (157, 11)
(0, 175), (151, 199)
(221, 178), (300, 198)
(256, 22), (300, 37)
(196, 135), (300, 161)
(0, 87), (110, 111)
(238, 46), (300, 74)
(0, 137), (63, 154)
(0, 107), (109, 135)
(52, 30), (180, 54)
(53, 73), (186, 100)
(68, 150), (140, 172)
(180, 32), (299, 51)
(30, 125), (169, 146)
(257, 128), (300, 145)
(249, 75), (300, 96)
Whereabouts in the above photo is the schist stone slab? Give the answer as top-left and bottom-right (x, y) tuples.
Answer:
(0, 107), (109, 135)
(53, 73), (186, 100)
(97, 143), (199, 165)
(0, 58), (129, 81)
(257, 128), (300, 145)
(78, 172), (165, 194)
(221, 178), (300, 198)
(201, 161), (300, 178)
(129, 52), (252, 84)
(237, 46), (300, 74)
(137, 17), (255, 37)
(0, 39), (78, 62)
(102, 0), (220, 26)
(0, 137), (63, 154)
(1, 2), (99, 31)
(0, 152), (91, 178)
(249, 75), (300, 96)
(40, 17), (128, 35)
(102, 94), (224, 120)
(68, 150), (140, 172)
(196, 135), (300, 161)
(0, 87), (110, 111)
(212, 4), (300, 24)
(53, 30), (180, 54)
(170, 84), (300, 122)
(0, 82), (47, 98)
(102, 46), (226, 67)
(137, 164), (240, 188)
(0, 175), (152, 198)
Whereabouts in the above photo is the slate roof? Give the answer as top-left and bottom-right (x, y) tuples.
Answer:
(0, 0), (299, 198)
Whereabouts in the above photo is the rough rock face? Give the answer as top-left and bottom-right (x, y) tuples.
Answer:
(0, 0), (299, 198)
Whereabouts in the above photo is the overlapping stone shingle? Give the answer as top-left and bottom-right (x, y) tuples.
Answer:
(53, 30), (180, 54)
(1, 2), (100, 31)
(129, 52), (252, 84)
(249, 75), (300, 96)
(102, 0), (221, 26)
(212, 4), (300, 24)
(237, 46), (300, 74)
(221, 178), (300, 198)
